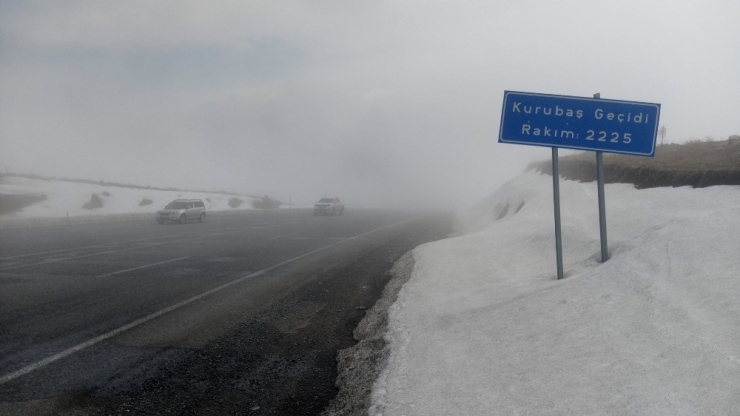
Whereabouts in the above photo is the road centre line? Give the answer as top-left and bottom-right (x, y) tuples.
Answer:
(268, 231), (301, 240)
(0, 242), (167, 272)
(0, 218), (319, 261)
(0, 241), (135, 261)
(96, 256), (191, 278)
(0, 225), (290, 271)
(191, 226), (298, 240)
(252, 220), (310, 229)
(0, 225), (251, 261)
(0, 215), (423, 385)
(0, 229), (228, 261)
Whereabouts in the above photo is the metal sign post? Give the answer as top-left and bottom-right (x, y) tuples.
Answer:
(498, 90), (660, 279)
(593, 93), (609, 263)
(552, 147), (564, 280)
(596, 151), (608, 262)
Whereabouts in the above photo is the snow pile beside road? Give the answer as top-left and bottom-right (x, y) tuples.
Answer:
(0, 175), (259, 223)
(323, 253), (417, 416)
(373, 170), (740, 415)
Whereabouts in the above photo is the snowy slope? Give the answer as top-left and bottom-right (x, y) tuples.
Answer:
(373, 171), (740, 415)
(0, 175), (261, 222)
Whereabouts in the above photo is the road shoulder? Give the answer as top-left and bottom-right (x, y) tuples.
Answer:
(322, 251), (416, 416)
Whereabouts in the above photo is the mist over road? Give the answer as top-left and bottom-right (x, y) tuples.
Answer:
(0, 209), (451, 415)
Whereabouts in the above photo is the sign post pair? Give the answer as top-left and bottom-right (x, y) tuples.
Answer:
(499, 91), (661, 279)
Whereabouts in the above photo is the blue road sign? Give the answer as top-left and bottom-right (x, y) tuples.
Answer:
(499, 91), (661, 156)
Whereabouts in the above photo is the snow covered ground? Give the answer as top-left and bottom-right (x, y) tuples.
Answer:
(5, 171), (740, 414)
(0, 175), (262, 225)
(372, 171), (740, 415)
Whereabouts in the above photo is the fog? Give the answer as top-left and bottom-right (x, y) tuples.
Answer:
(1, 1), (738, 209)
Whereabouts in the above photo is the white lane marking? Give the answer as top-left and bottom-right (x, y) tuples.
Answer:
(268, 231), (301, 240)
(0, 219), (321, 268)
(0, 242), (127, 261)
(252, 220), (315, 229)
(0, 218), (320, 261)
(0, 216), (422, 385)
(0, 243), (166, 272)
(0, 230), (246, 270)
(0, 231), (212, 261)
(0, 226), (240, 261)
(96, 256), (191, 278)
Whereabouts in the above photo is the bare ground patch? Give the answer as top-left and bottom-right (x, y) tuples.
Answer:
(528, 138), (740, 188)
(0, 194), (47, 215)
(82, 194), (104, 210)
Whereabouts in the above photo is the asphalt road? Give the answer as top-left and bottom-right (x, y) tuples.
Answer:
(0, 209), (451, 415)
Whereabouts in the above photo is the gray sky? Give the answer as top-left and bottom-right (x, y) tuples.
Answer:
(1, 1), (738, 208)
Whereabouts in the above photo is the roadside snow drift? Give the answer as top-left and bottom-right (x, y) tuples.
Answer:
(373, 170), (740, 415)
(0, 175), (259, 222)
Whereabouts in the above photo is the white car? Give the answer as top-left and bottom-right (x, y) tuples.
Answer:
(156, 199), (206, 224)
(313, 197), (344, 216)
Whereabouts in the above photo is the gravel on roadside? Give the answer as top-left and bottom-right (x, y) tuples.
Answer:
(322, 252), (416, 416)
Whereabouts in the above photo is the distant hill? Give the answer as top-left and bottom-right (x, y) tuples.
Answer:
(0, 174), (286, 221)
(0, 172), (259, 197)
(527, 136), (740, 188)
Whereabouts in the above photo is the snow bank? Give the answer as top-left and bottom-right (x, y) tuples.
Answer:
(373, 170), (740, 415)
(0, 175), (259, 223)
